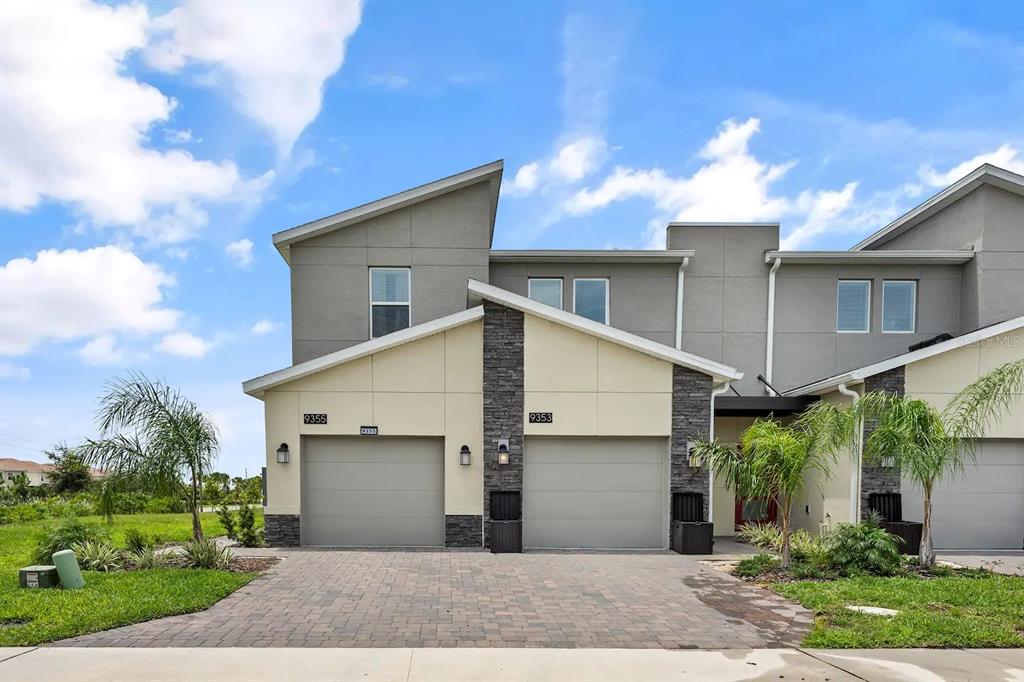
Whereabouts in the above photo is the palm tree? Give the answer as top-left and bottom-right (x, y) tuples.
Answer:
(857, 358), (1024, 567)
(691, 400), (854, 568)
(79, 372), (219, 540)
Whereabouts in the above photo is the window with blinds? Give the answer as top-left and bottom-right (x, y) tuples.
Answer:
(836, 280), (870, 332)
(370, 268), (410, 338)
(882, 280), (916, 333)
(528, 278), (563, 309)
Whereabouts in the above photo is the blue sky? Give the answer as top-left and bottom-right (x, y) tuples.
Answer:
(2, 0), (1022, 475)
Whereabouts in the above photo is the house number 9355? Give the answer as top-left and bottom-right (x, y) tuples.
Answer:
(303, 413), (327, 425)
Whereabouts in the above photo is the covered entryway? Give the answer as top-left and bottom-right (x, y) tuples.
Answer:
(301, 436), (444, 547)
(523, 437), (668, 549)
(903, 440), (1024, 550)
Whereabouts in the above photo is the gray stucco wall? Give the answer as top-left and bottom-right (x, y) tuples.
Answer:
(289, 182), (493, 364)
(488, 261), (679, 347)
(667, 224), (777, 395)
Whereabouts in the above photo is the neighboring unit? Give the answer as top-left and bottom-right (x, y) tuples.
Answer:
(245, 161), (1024, 551)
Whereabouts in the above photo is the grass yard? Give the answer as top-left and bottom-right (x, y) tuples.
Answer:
(773, 573), (1024, 648)
(0, 512), (261, 646)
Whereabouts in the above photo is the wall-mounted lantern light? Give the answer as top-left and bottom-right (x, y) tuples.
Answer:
(276, 442), (290, 464)
(459, 445), (472, 466)
(497, 439), (510, 465)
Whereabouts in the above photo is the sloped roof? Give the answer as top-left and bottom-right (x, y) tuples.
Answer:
(467, 279), (743, 383)
(0, 457), (53, 473)
(272, 160), (503, 263)
(851, 164), (1024, 251)
(784, 316), (1024, 396)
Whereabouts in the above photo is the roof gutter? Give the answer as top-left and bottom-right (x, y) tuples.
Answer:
(675, 256), (690, 350)
(837, 382), (862, 524)
(764, 256), (782, 395)
(707, 381), (733, 524)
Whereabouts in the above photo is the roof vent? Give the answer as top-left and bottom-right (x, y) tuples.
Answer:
(908, 333), (953, 352)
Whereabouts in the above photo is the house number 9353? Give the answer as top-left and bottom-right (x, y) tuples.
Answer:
(528, 412), (553, 423)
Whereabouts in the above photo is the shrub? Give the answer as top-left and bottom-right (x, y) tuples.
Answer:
(33, 518), (109, 564)
(179, 537), (233, 570)
(827, 520), (902, 576)
(735, 553), (780, 578)
(98, 491), (151, 515)
(128, 546), (171, 570)
(71, 540), (123, 572)
(217, 503), (236, 540)
(737, 523), (782, 550)
(123, 527), (152, 554)
(0, 503), (46, 525)
(235, 504), (263, 548)
(143, 496), (187, 514)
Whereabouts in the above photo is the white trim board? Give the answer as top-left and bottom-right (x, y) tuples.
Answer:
(468, 279), (743, 383)
(764, 250), (975, 265)
(242, 307), (484, 398)
(784, 315), (1024, 396)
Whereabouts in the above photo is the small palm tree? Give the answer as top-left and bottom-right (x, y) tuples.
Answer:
(691, 400), (853, 568)
(79, 372), (219, 540)
(858, 358), (1024, 567)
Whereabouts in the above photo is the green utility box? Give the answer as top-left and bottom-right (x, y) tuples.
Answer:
(19, 565), (59, 589)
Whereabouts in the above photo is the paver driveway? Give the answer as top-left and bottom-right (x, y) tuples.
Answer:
(57, 549), (812, 649)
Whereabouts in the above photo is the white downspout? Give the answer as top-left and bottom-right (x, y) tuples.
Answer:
(838, 382), (862, 524)
(707, 381), (732, 525)
(764, 256), (782, 394)
(675, 256), (690, 350)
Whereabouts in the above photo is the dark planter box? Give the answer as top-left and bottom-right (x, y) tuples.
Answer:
(882, 521), (922, 555)
(490, 520), (522, 553)
(671, 521), (714, 555)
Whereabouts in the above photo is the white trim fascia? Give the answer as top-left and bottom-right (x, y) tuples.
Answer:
(764, 250), (975, 265)
(573, 277), (609, 325)
(850, 164), (1024, 251)
(273, 160), (503, 262)
(784, 315), (1024, 396)
(242, 306), (485, 398)
(468, 279), (743, 382)
(490, 249), (696, 263)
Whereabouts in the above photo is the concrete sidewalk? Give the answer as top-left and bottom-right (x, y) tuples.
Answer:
(2, 646), (1021, 681)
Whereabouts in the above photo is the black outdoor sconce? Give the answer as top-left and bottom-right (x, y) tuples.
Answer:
(459, 445), (471, 466)
(276, 442), (290, 464)
(497, 439), (510, 465)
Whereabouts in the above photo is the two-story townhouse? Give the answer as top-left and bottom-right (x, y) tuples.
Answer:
(244, 161), (1024, 551)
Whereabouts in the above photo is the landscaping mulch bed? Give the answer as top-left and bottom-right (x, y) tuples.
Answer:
(228, 556), (279, 573)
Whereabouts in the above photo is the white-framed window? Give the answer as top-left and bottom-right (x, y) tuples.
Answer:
(573, 278), (609, 324)
(528, 278), (563, 309)
(882, 280), (916, 333)
(836, 280), (871, 333)
(369, 267), (411, 338)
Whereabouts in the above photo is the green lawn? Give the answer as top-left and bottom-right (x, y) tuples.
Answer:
(0, 513), (260, 646)
(773, 573), (1024, 648)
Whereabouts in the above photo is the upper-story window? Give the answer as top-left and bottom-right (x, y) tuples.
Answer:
(370, 267), (410, 338)
(573, 278), (609, 324)
(836, 280), (870, 333)
(528, 278), (563, 309)
(882, 280), (916, 333)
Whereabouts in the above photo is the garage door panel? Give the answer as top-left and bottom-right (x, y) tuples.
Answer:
(928, 521), (1022, 552)
(524, 437), (667, 549)
(928, 493), (1023, 521)
(526, 519), (663, 549)
(302, 436), (443, 547)
(526, 462), (665, 492)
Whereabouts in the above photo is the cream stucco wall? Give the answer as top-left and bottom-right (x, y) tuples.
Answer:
(905, 329), (1024, 437)
(792, 389), (857, 534)
(262, 320), (483, 516)
(710, 417), (753, 536)
(523, 314), (673, 436)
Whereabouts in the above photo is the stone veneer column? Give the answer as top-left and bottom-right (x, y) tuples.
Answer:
(445, 515), (483, 547)
(860, 365), (905, 518)
(264, 514), (300, 547)
(482, 301), (524, 549)
(671, 366), (713, 525)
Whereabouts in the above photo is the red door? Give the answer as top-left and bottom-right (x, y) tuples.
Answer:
(735, 497), (778, 530)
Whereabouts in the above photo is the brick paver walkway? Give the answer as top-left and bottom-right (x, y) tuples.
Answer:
(56, 549), (813, 649)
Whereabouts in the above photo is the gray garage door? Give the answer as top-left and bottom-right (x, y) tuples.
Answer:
(523, 437), (668, 549)
(902, 440), (1024, 550)
(301, 436), (443, 547)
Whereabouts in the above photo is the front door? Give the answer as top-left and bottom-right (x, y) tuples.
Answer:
(735, 497), (777, 530)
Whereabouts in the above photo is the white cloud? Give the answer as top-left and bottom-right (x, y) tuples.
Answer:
(779, 183), (859, 250)
(549, 136), (608, 183)
(0, 1), (273, 244)
(146, 0), (363, 154)
(225, 238), (254, 268)
(165, 247), (190, 261)
(368, 74), (410, 90)
(76, 334), (129, 366)
(0, 247), (179, 356)
(155, 331), (213, 359)
(164, 128), (199, 144)
(0, 362), (30, 380)
(505, 163), (540, 195)
(919, 144), (1024, 187)
(250, 320), (280, 336)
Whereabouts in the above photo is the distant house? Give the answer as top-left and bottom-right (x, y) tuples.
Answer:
(0, 457), (103, 487)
